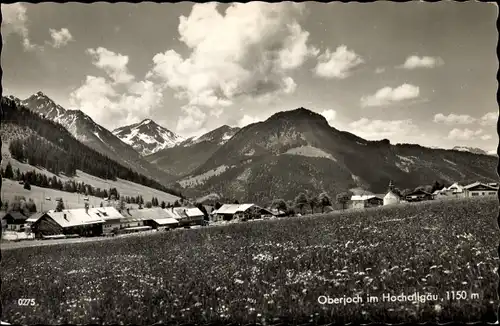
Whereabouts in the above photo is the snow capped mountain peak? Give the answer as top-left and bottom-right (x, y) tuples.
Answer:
(180, 125), (240, 147)
(112, 119), (185, 156)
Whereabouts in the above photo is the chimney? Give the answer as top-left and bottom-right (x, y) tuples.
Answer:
(63, 213), (68, 220)
(127, 208), (130, 215)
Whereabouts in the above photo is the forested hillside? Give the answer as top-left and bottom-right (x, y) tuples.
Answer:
(1, 97), (182, 198)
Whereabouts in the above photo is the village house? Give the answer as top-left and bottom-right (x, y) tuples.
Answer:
(1, 211), (31, 231)
(165, 207), (205, 227)
(463, 182), (498, 198)
(212, 204), (274, 222)
(113, 208), (152, 234)
(29, 207), (105, 238)
(349, 195), (384, 209)
(136, 207), (179, 231)
(405, 189), (433, 202)
(89, 206), (124, 234)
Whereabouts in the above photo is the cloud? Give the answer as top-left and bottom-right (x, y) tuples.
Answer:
(479, 112), (497, 126)
(69, 76), (164, 130)
(86, 47), (135, 84)
(348, 118), (419, 140)
(147, 2), (317, 123)
(360, 83), (420, 107)
(49, 28), (73, 48)
(237, 114), (262, 128)
(175, 105), (207, 136)
(481, 134), (493, 141)
(313, 45), (364, 79)
(1, 3), (41, 51)
(375, 67), (385, 74)
(399, 55), (444, 69)
(433, 113), (476, 125)
(320, 109), (337, 125)
(447, 128), (484, 141)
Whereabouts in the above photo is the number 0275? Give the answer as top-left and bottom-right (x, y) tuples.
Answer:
(17, 299), (36, 306)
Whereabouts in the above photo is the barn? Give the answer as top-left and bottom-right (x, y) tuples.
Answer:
(30, 208), (105, 238)
(350, 195), (384, 209)
(212, 204), (274, 222)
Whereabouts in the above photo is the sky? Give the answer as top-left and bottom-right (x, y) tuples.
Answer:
(1, 2), (498, 151)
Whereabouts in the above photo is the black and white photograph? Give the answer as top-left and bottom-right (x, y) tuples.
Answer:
(0, 1), (498, 324)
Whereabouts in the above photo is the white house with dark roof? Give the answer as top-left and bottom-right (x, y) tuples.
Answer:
(212, 204), (274, 221)
(350, 195), (384, 209)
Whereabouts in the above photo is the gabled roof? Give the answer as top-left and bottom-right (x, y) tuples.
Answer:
(46, 209), (105, 228)
(2, 211), (29, 221)
(26, 212), (47, 223)
(464, 182), (498, 191)
(214, 204), (255, 215)
(89, 207), (124, 220)
(406, 189), (432, 196)
(131, 208), (172, 220)
(185, 207), (204, 217)
(152, 218), (179, 226)
(351, 195), (383, 201)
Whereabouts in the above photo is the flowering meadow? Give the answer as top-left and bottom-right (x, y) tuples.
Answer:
(1, 197), (498, 324)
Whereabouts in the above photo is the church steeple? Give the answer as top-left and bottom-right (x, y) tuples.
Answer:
(388, 180), (394, 192)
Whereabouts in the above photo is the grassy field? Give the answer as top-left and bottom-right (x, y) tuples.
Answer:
(1, 197), (498, 324)
(1, 172), (180, 212)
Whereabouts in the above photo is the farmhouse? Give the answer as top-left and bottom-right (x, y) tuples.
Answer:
(135, 207), (179, 230)
(89, 207), (124, 234)
(350, 195), (384, 209)
(405, 189), (433, 202)
(212, 204), (274, 222)
(463, 182), (498, 198)
(113, 208), (152, 233)
(30, 208), (105, 238)
(166, 207), (205, 227)
(1, 211), (30, 231)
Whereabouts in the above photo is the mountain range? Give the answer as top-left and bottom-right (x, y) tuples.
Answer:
(112, 119), (185, 156)
(171, 108), (497, 202)
(4, 92), (497, 204)
(20, 92), (175, 185)
(144, 125), (241, 176)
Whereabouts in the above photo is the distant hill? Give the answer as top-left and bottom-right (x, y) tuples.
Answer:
(174, 107), (498, 203)
(20, 92), (175, 185)
(145, 125), (240, 177)
(113, 119), (185, 156)
(1, 96), (183, 199)
(452, 146), (489, 155)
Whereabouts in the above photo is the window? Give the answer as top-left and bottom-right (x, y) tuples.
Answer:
(482, 192), (485, 196)
(472, 193), (479, 196)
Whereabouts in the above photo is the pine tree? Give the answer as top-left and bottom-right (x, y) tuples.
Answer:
(4, 162), (14, 179)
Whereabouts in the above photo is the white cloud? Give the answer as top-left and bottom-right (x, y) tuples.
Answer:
(375, 67), (385, 74)
(86, 47), (135, 84)
(147, 2), (317, 128)
(348, 118), (419, 140)
(361, 83), (420, 107)
(399, 55), (444, 69)
(314, 45), (364, 79)
(480, 112), (497, 126)
(176, 105), (207, 136)
(237, 114), (262, 128)
(481, 134), (493, 141)
(69, 76), (163, 130)
(320, 109), (337, 125)
(49, 28), (73, 48)
(1, 3), (41, 51)
(447, 128), (484, 141)
(433, 113), (476, 125)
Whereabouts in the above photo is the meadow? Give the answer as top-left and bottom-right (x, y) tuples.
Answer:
(1, 197), (498, 324)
